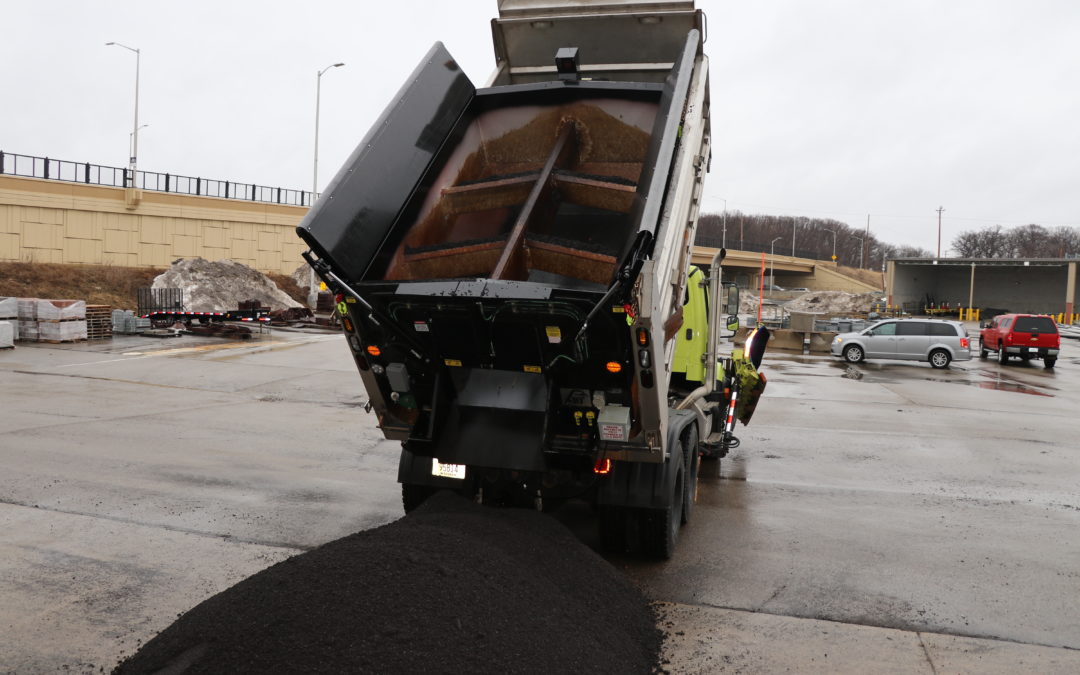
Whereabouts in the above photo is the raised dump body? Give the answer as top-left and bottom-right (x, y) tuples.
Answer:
(297, 1), (765, 557)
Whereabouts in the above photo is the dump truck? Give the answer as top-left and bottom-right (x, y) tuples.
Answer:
(297, 0), (767, 557)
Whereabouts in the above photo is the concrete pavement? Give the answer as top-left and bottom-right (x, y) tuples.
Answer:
(1, 329), (1078, 672)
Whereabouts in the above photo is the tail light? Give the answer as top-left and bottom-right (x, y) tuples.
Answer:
(366, 345), (382, 357)
(605, 361), (622, 374)
(960, 337), (969, 349)
(593, 458), (612, 475)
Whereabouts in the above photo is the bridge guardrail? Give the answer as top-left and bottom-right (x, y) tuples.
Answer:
(0, 150), (313, 207)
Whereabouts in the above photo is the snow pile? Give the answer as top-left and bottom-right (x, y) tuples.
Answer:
(292, 262), (315, 294)
(784, 290), (881, 315)
(152, 258), (301, 312)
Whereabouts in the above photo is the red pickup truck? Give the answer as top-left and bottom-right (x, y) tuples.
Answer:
(979, 313), (1060, 368)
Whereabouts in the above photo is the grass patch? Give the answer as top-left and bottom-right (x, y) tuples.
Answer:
(0, 262), (310, 310)
(0, 262), (162, 309)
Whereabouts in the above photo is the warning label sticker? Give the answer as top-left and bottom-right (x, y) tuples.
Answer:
(600, 423), (626, 442)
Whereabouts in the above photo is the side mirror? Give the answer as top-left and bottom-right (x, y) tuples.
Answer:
(726, 315), (740, 332)
(863, 329), (874, 336)
(723, 283), (740, 316)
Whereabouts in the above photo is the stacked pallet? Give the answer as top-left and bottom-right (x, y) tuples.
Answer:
(86, 305), (113, 340)
(111, 309), (150, 334)
(17, 298), (38, 342)
(0, 297), (16, 343)
(29, 299), (88, 343)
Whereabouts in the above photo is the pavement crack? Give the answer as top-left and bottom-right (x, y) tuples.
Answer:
(12, 368), (212, 392)
(917, 633), (940, 675)
(0, 399), (246, 436)
(758, 582), (787, 611)
(0, 498), (311, 552)
(668, 600), (1078, 653)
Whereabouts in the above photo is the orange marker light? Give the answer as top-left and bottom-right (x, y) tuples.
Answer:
(366, 345), (382, 357)
(593, 458), (613, 475)
(636, 328), (649, 346)
(605, 361), (622, 374)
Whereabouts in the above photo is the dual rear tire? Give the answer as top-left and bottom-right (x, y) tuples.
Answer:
(600, 424), (697, 560)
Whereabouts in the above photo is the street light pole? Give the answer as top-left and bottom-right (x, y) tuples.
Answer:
(936, 206), (945, 258)
(827, 227), (838, 261)
(309, 62), (345, 307)
(791, 218), (797, 257)
(851, 235), (865, 268)
(105, 41), (140, 185)
(313, 62), (345, 204)
(129, 124), (149, 161)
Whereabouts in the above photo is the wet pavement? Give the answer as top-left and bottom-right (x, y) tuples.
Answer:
(1, 330), (1078, 672)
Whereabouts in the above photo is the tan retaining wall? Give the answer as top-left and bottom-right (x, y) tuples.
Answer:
(0, 175), (308, 274)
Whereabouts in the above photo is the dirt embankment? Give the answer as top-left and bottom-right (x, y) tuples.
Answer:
(0, 262), (307, 310)
(113, 492), (662, 674)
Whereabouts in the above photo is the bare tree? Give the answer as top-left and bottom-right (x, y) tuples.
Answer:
(951, 224), (1080, 258)
(951, 225), (1014, 257)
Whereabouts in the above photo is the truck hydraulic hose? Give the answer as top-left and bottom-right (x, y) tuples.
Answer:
(308, 253), (432, 364)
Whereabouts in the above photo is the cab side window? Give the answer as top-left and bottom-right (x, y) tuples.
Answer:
(874, 322), (898, 336)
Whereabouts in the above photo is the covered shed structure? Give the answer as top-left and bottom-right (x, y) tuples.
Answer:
(886, 257), (1078, 317)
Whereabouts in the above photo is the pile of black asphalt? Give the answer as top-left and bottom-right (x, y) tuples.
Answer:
(113, 491), (662, 674)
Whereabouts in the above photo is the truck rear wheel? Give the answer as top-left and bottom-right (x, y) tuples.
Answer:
(642, 456), (684, 559)
(401, 484), (436, 513)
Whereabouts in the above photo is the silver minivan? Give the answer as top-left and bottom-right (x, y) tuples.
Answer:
(830, 318), (971, 369)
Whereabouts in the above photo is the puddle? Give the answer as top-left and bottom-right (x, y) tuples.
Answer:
(831, 362), (1056, 397)
(973, 381), (1053, 397)
(841, 366), (863, 380)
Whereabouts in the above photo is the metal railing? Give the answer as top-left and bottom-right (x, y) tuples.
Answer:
(0, 150), (313, 207)
(694, 233), (825, 262)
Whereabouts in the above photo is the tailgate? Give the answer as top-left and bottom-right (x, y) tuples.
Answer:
(1012, 316), (1060, 348)
(296, 43), (475, 284)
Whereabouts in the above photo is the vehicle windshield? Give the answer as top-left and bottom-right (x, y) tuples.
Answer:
(1014, 316), (1056, 333)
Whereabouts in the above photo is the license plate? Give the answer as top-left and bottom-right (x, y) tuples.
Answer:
(431, 459), (466, 480)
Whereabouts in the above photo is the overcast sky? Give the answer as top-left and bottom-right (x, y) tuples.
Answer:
(3, 1), (1078, 253)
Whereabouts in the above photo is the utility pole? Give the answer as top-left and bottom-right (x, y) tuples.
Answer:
(936, 206), (945, 258)
(865, 214), (870, 269)
(791, 217), (797, 257)
(720, 198), (727, 248)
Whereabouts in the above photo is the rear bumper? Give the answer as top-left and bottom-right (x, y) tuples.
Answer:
(1005, 345), (1059, 358)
